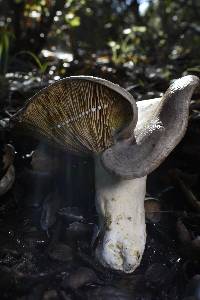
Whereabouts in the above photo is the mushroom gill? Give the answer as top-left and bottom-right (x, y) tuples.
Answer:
(12, 76), (136, 155)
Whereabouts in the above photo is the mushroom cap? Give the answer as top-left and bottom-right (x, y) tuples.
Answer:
(102, 75), (200, 179)
(12, 76), (137, 155)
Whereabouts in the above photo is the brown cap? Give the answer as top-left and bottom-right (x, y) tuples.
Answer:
(11, 76), (137, 155)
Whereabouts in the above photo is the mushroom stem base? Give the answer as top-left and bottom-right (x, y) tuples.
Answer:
(94, 157), (147, 273)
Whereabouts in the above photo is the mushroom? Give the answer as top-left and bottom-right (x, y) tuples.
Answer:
(11, 75), (199, 273)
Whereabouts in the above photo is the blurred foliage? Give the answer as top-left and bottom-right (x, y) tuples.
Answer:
(0, 0), (199, 76)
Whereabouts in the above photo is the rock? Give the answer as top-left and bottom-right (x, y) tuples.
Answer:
(62, 267), (100, 289)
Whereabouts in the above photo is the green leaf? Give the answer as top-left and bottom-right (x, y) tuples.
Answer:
(18, 51), (43, 69)
(16, 51), (49, 74)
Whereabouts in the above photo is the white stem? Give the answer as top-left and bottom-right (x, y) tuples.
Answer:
(94, 156), (147, 273)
